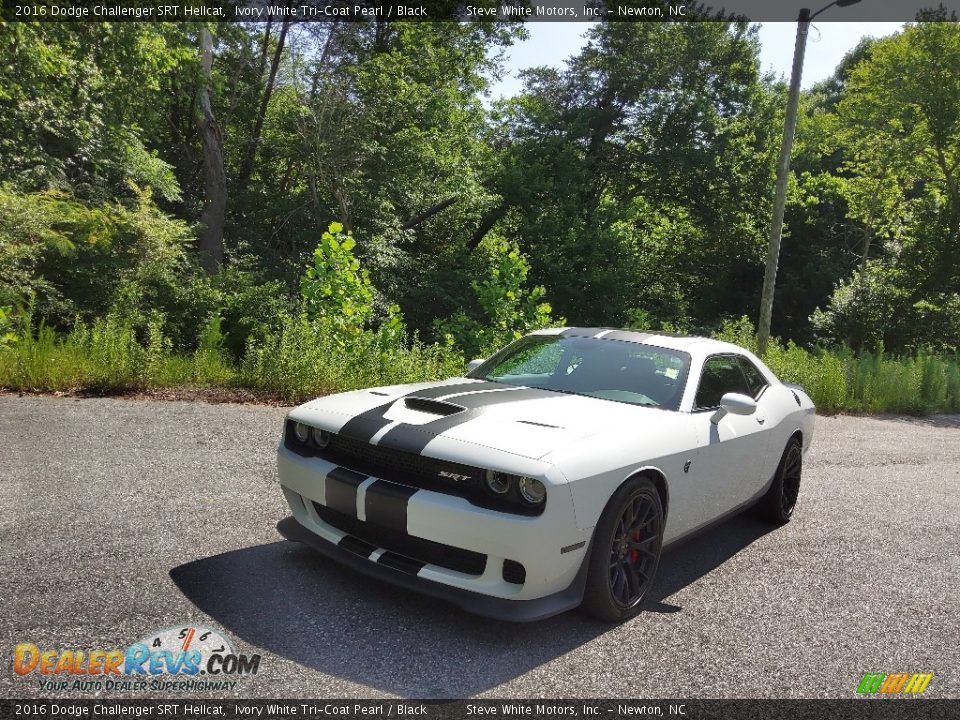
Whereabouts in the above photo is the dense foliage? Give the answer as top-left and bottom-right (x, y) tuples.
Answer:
(1, 16), (959, 410)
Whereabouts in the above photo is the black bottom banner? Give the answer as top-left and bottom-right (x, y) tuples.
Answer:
(2, 699), (959, 720)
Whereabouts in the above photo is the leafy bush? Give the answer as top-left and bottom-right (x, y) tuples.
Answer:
(435, 234), (560, 359)
(0, 306), (16, 346)
(812, 263), (960, 353)
(300, 223), (376, 333)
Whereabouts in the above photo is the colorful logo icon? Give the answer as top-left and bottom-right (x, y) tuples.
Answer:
(856, 672), (933, 695)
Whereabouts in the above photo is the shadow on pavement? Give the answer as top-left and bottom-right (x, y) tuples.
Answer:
(170, 514), (773, 697)
(872, 414), (960, 429)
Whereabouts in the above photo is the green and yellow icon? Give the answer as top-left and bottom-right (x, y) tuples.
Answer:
(856, 672), (933, 695)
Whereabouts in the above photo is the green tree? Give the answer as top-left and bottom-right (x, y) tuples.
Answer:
(483, 18), (779, 329)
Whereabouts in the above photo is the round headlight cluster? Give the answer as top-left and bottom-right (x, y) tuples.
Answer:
(482, 470), (546, 506)
(518, 477), (546, 505)
(292, 422), (331, 449)
(293, 422), (310, 444)
(312, 427), (331, 448)
(483, 470), (511, 495)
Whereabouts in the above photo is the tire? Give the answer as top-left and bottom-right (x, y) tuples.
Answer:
(580, 476), (664, 622)
(755, 436), (803, 524)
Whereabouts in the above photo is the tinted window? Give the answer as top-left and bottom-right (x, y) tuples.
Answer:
(694, 356), (751, 410)
(470, 336), (691, 410)
(737, 357), (768, 398)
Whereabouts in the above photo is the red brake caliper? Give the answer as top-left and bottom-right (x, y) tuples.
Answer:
(630, 531), (640, 564)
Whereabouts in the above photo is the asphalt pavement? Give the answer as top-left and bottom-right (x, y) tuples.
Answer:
(1, 395), (958, 699)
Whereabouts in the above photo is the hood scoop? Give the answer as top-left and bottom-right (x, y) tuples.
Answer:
(403, 397), (465, 416)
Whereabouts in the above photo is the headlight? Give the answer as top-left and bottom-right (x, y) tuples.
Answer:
(293, 422), (310, 444)
(311, 427), (331, 448)
(482, 469), (511, 495)
(518, 477), (546, 505)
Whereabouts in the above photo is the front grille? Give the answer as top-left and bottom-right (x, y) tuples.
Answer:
(323, 430), (480, 494)
(285, 420), (544, 516)
(314, 503), (487, 576)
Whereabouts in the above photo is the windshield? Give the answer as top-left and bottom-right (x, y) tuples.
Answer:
(469, 335), (691, 410)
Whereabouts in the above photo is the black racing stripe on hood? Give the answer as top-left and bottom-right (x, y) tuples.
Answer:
(336, 403), (395, 443)
(448, 385), (558, 409)
(376, 387), (562, 455)
(402, 380), (505, 400)
(336, 381), (506, 442)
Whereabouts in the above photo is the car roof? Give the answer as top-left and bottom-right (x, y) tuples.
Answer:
(530, 326), (753, 357)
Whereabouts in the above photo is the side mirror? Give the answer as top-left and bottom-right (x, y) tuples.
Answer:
(467, 358), (486, 372)
(711, 392), (757, 424)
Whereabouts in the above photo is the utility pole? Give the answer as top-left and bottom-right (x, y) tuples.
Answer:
(756, 0), (863, 355)
(756, 8), (810, 356)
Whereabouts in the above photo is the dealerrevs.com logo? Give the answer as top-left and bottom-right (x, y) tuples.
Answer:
(13, 625), (261, 693)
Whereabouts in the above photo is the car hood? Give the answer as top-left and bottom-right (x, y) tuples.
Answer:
(293, 377), (670, 460)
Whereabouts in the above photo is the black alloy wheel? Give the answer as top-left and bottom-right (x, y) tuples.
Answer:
(581, 477), (664, 622)
(608, 491), (662, 607)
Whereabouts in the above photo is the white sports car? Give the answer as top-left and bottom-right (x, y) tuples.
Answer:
(276, 328), (815, 622)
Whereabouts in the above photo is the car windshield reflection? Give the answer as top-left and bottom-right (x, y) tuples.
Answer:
(470, 336), (691, 411)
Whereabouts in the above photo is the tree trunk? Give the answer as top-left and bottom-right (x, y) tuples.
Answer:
(236, 18), (290, 195)
(468, 204), (509, 250)
(194, 26), (227, 274)
(402, 197), (458, 230)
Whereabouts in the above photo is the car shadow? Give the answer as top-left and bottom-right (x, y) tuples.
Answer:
(169, 514), (774, 697)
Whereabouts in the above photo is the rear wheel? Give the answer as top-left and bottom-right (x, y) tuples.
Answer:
(755, 437), (802, 524)
(580, 477), (663, 622)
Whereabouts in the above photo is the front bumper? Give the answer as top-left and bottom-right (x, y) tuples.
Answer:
(276, 445), (591, 620)
(277, 516), (588, 622)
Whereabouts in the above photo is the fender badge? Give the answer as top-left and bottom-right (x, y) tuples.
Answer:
(683, 460), (692, 473)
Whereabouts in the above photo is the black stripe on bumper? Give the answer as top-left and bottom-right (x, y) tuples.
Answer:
(377, 551), (426, 575)
(364, 480), (418, 532)
(338, 535), (376, 558)
(324, 466), (368, 517)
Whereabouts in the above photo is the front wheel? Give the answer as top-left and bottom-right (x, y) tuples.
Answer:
(580, 477), (664, 622)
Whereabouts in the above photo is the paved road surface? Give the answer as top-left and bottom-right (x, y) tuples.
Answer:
(1, 395), (957, 699)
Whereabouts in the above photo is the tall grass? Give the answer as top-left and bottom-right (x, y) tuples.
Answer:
(714, 317), (960, 414)
(0, 311), (463, 403)
(2, 313), (959, 414)
(237, 311), (464, 402)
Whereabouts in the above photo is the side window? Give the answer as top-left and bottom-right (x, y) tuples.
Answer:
(694, 356), (751, 410)
(737, 357), (768, 399)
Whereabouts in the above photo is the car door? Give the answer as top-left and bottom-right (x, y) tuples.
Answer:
(691, 355), (772, 524)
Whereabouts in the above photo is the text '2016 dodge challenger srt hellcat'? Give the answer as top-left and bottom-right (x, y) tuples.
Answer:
(276, 327), (815, 622)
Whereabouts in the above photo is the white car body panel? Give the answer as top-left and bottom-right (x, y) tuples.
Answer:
(276, 327), (816, 620)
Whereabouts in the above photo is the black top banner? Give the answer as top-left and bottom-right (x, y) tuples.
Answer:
(2, 0), (959, 23)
